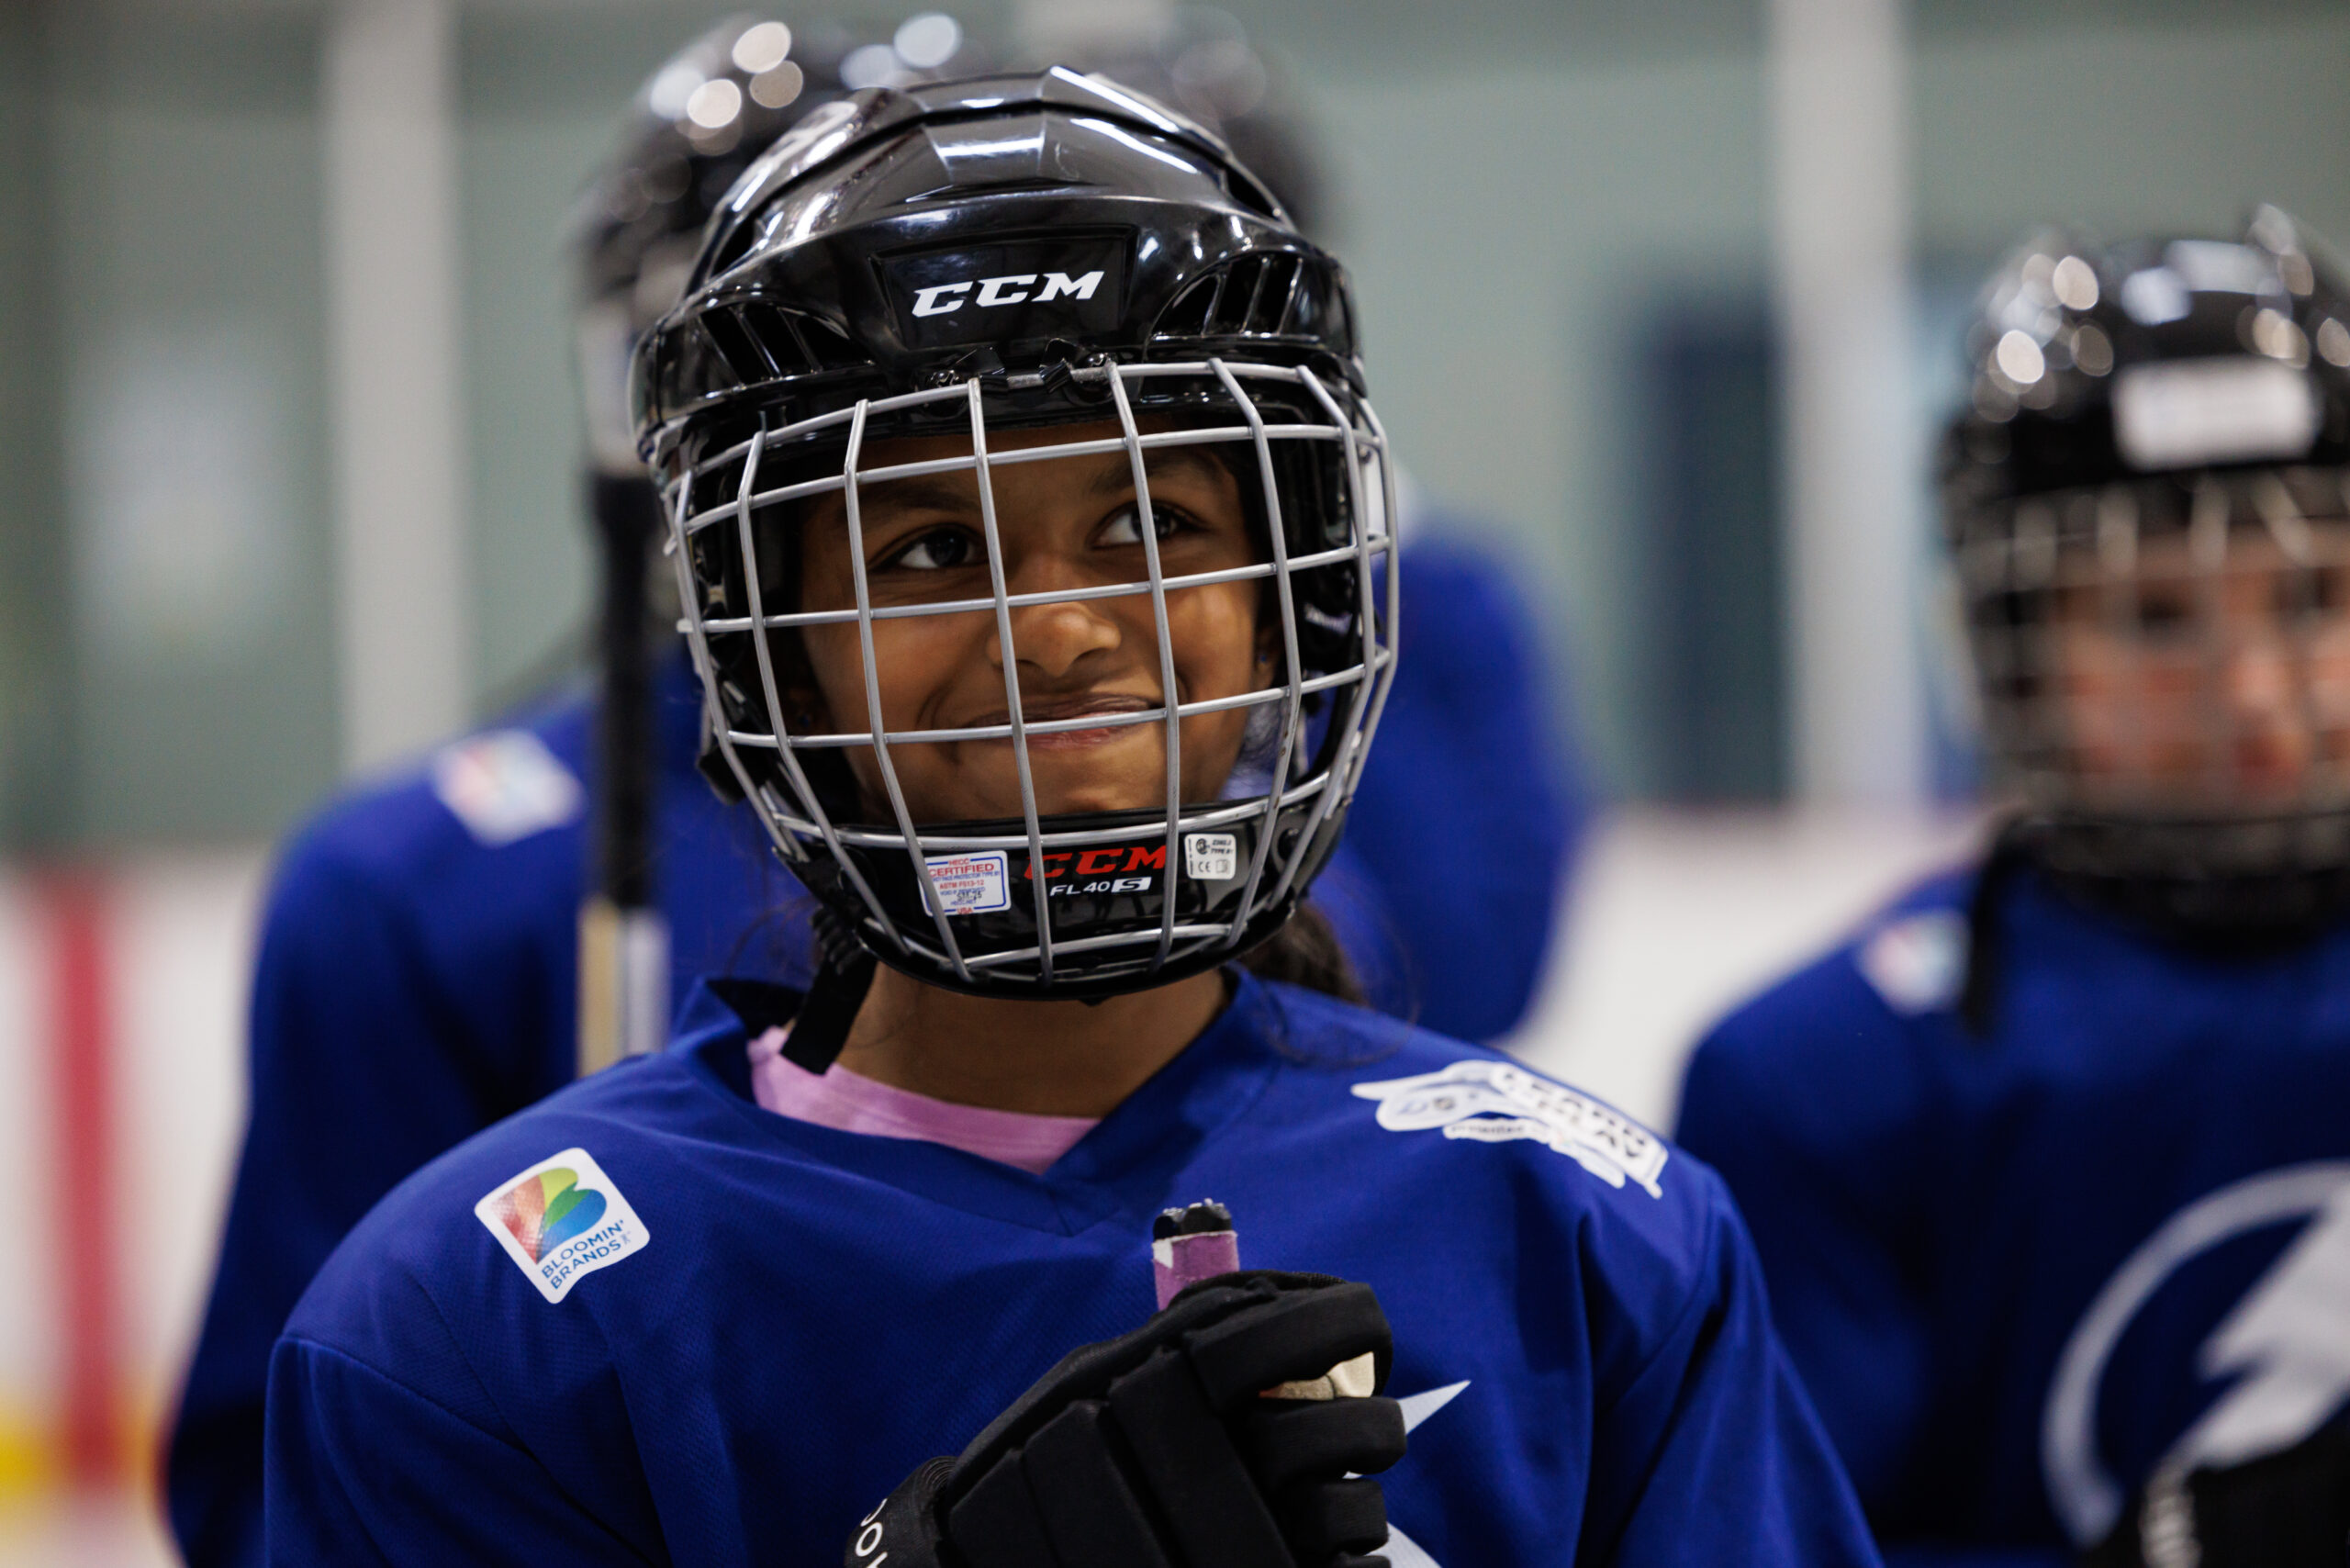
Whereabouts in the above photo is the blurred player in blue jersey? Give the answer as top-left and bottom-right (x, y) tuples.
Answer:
(167, 16), (1578, 1568)
(1679, 211), (2350, 1567)
(263, 73), (1866, 1566)
(162, 21), (917, 1565)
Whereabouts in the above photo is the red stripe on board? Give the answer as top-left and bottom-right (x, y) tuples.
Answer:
(43, 870), (120, 1489)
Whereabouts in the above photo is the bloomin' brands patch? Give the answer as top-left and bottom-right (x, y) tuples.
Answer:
(1351, 1059), (1668, 1198)
(474, 1148), (650, 1304)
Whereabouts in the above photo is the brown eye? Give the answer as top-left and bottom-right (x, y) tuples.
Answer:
(2132, 580), (2196, 639)
(2274, 566), (2341, 624)
(1099, 502), (1180, 547)
(882, 527), (979, 572)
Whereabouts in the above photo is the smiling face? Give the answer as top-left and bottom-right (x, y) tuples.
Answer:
(786, 419), (1272, 825)
(2048, 521), (2350, 809)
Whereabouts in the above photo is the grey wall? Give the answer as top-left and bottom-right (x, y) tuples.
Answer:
(4, 9), (339, 846)
(1914, 14), (2350, 254)
(1301, 51), (1770, 793)
(0, 8), (69, 846)
(5, 0), (2350, 845)
(1301, 9), (2350, 795)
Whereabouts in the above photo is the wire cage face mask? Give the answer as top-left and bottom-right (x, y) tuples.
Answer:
(1953, 465), (2350, 880)
(665, 356), (1397, 998)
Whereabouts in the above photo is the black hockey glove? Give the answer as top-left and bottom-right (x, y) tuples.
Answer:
(846, 1271), (1407, 1568)
(2082, 1416), (2350, 1568)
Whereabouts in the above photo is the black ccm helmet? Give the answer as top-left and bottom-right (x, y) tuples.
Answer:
(1013, 3), (1329, 238)
(632, 70), (1396, 1008)
(1942, 207), (2350, 935)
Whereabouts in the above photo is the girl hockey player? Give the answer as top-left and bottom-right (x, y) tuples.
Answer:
(175, 28), (1576, 1565)
(263, 72), (1874, 1567)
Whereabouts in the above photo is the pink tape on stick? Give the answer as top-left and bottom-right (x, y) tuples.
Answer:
(1152, 1199), (1240, 1310)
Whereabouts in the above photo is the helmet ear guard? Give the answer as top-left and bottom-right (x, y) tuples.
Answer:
(643, 74), (1398, 1002)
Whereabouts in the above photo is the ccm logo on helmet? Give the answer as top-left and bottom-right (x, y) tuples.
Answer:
(885, 239), (1125, 349)
(910, 270), (1105, 318)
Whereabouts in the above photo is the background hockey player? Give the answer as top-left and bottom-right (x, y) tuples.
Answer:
(162, 21), (901, 1564)
(168, 15), (1581, 1566)
(263, 73), (1872, 1566)
(1678, 211), (2350, 1566)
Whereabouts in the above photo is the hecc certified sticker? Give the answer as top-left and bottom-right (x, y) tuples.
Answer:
(1184, 833), (1239, 880)
(922, 851), (1011, 915)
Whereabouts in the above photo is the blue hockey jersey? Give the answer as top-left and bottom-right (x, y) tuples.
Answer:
(166, 655), (808, 1568)
(1339, 539), (1581, 1042)
(266, 973), (1874, 1567)
(1678, 861), (2350, 1566)
(172, 542), (1583, 1568)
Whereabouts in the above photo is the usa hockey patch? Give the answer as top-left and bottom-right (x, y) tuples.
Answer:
(1352, 1060), (1668, 1198)
(475, 1148), (650, 1304)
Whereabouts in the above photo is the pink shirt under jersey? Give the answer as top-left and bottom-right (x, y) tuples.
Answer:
(746, 1026), (1099, 1175)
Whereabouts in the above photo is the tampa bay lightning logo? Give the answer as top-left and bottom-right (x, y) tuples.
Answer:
(2042, 1160), (2350, 1546)
(1380, 1381), (1470, 1567)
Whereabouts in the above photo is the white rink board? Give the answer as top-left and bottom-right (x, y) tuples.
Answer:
(0, 813), (1974, 1563)
(0, 882), (53, 1443)
(1506, 806), (1984, 1134)
(0, 854), (263, 1568)
(111, 856), (263, 1417)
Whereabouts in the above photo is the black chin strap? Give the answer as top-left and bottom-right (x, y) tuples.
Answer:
(707, 913), (876, 1075)
(1959, 812), (2350, 1040)
(783, 951), (875, 1074)
(781, 906), (877, 1075)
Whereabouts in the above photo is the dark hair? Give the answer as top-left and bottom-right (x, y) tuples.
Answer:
(1237, 902), (1364, 1004)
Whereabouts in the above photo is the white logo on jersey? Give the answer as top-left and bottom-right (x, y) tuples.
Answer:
(1378, 1380), (1470, 1568)
(1352, 1060), (1667, 1198)
(431, 730), (584, 846)
(1854, 909), (1967, 1014)
(2042, 1160), (2350, 1546)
